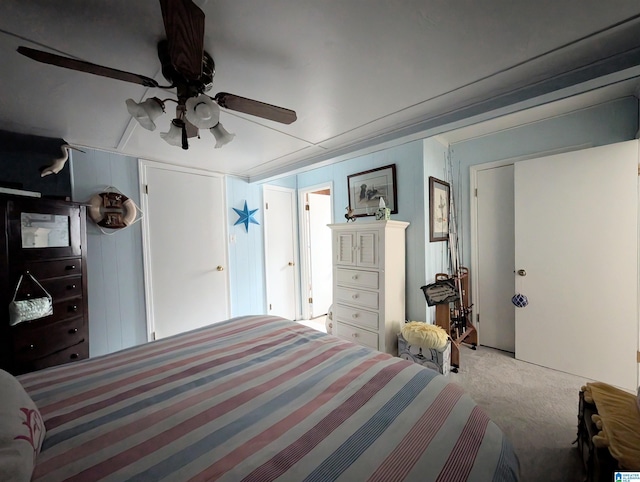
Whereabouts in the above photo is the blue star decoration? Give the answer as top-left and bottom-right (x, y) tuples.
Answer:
(233, 201), (260, 232)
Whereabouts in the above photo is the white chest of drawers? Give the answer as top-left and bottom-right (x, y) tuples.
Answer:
(328, 220), (408, 355)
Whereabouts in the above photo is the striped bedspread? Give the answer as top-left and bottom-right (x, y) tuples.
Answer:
(19, 315), (519, 481)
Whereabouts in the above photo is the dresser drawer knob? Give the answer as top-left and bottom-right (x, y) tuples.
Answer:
(352, 275), (358, 280)
(352, 313), (359, 318)
(65, 265), (76, 271)
(68, 305), (78, 312)
(67, 284), (77, 290)
(352, 294), (358, 299)
(68, 328), (78, 334)
(352, 333), (359, 338)
(70, 353), (79, 360)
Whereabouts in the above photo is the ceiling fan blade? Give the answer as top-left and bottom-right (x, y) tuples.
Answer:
(17, 46), (160, 88)
(159, 0), (205, 80)
(214, 92), (297, 125)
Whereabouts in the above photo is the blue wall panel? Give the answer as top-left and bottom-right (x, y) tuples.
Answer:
(70, 150), (147, 356)
(422, 137), (449, 323)
(226, 176), (266, 316)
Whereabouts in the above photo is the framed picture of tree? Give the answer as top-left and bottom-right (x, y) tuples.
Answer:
(429, 176), (450, 242)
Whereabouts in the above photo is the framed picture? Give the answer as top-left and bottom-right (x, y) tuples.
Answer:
(347, 164), (397, 217)
(429, 176), (450, 242)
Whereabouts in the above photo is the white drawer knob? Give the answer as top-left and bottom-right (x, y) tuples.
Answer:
(352, 313), (358, 318)
(352, 294), (358, 299)
(352, 275), (358, 280)
(352, 333), (358, 338)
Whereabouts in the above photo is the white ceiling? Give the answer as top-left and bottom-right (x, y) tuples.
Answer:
(1, 1), (640, 181)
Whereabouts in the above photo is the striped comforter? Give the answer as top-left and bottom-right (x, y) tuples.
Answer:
(19, 315), (519, 481)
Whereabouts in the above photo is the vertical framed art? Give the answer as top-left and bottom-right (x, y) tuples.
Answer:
(429, 176), (450, 242)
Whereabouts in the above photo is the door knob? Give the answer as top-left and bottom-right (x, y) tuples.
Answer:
(216, 266), (224, 271)
(517, 269), (527, 276)
(288, 262), (295, 266)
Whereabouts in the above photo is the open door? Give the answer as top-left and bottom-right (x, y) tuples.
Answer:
(307, 191), (332, 318)
(514, 140), (638, 390)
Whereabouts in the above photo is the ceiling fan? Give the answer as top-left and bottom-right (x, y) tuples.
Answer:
(17, 0), (297, 150)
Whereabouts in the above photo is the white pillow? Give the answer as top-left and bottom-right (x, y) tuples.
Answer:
(0, 370), (45, 482)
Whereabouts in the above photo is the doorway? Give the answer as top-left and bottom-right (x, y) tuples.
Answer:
(299, 183), (333, 320)
(474, 163), (515, 352)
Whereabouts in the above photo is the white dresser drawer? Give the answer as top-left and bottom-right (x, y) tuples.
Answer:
(336, 322), (378, 350)
(336, 268), (379, 289)
(335, 286), (379, 309)
(334, 304), (379, 330)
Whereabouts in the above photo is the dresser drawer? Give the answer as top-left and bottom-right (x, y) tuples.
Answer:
(16, 341), (88, 374)
(11, 296), (85, 330)
(15, 275), (83, 301)
(335, 286), (379, 309)
(336, 322), (378, 350)
(17, 258), (83, 281)
(336, 268), (379, 289)
(334, 303), (379, 330)
(12, 317), (87, 362)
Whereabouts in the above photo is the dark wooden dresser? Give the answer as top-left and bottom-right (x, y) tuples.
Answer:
(0, 194), (89, 375)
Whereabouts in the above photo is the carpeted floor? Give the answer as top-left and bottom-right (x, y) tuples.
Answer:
(449, 345), (587, 482)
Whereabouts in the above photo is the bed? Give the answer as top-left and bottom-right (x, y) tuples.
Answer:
(9, 315), (519, 481)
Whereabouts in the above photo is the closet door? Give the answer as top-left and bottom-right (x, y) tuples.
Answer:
(140, 161), (229, 340)
(514, 140), (638, 390)
(263, 185), (298, 320)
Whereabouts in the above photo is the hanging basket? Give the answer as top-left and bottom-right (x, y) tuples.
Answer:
(87, 187), (142, 234)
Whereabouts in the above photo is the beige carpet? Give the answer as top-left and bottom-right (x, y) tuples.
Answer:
(449, 345), (587, 482)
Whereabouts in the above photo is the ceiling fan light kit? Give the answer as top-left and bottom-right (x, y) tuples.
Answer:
(125, 97), (165, 131)
(160, 119), (188, 149)
(185, 94), (220, 129)
(210, 123), (235, 149)
(16, 0), (296, 153)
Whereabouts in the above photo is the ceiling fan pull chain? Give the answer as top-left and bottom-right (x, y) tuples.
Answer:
(181, 122), (188, 150)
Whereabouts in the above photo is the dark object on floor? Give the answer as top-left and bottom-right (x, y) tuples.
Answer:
(575, 389), (618, 482)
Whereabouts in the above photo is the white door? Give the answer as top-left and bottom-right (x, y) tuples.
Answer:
(514, 141), (638, 390)
(308, 192), (332, 317)
(264, 185), (298, 319)
(140, 161), (229, 339)
(476, 165), (515, 352)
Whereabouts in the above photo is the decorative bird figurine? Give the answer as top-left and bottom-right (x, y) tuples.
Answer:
(345, 206), (356, 222)
(41, 143), (85, 177)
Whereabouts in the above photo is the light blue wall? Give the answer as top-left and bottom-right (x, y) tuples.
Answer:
(279, 139), (429, 321)
(451, 96), (639, 269)
(69, 149), (147, 357)
(226, 176), (266, 316)
(422, 137), (450, 323)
